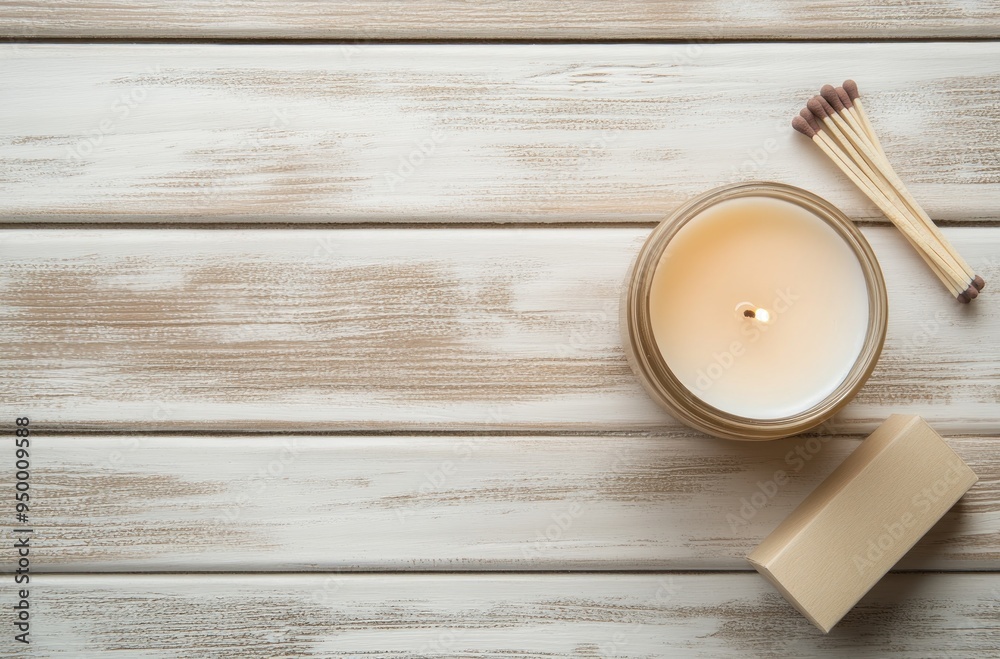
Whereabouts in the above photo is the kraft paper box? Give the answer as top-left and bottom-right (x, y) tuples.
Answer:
(747, 414), (978, 633)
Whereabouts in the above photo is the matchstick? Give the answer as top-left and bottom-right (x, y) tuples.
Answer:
(792, 82), (985, 302)
(793, 115), (968, 298)
(807, 96), (972, 293)
(835, 82), (983, 292)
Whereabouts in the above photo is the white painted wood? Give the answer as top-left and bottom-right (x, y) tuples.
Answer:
(1, 227), (997, 433)
(21, 573), (1000, 656)
(0, 12), (996, 654)
(7, 433), (995, 572)
(2, 43), (999, 223)
(2, 0), (999, 39)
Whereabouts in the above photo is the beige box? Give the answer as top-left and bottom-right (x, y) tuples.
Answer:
(747, 414), (977, 633)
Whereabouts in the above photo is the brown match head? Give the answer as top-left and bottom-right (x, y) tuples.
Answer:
(959, 284), (979, 302)
(835, 86), (853, 109)
(799, 107), (821, 132)
(791, 115), (816, 138)
(973, 275), (985, 291)
(821, 84), (845, 112)
(806, 96), (828, 118)
(843, 79), (860, 100)
(816, 95), (837, 117)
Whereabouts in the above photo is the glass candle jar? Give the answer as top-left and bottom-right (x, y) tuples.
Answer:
(621, 182), (888, 440)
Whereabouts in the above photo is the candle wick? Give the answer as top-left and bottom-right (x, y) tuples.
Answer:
(735, 301), (770, 324)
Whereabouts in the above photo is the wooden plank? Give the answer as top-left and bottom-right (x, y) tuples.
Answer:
(2, 43), (1000, 223)
(2, 1), (1000, 40)
(7, 433), (996, 572)
(1, 227), (998, 433)
(19, 573), (1000, 656)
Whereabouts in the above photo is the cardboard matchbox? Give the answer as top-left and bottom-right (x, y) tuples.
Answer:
(747, 414), (978, 633)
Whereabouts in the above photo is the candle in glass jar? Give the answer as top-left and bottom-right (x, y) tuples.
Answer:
(648, 194), (870, 420)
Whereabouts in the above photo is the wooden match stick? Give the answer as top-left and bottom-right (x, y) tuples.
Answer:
(798, 109), (957, 292)
(798, 103), (972, 297)
(807, 95), (973, 296)
(841, 81), (887, 160)
(840, 81), (984, 293)
(792, 115), (967, 298)
(820, 85), (978, 286)
(793, 82), (985, 302)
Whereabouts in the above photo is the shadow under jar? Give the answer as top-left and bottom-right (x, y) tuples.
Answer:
(621, 182), (888, 441)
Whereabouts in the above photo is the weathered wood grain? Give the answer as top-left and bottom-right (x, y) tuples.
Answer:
(5, 433), (995, 572)
(2, 43), (1000, 223)
(16, 573), (1000, 656)
(1, 227), (998, 433)
(2, 0), (1000, 39)
(1, 12), (997, 655)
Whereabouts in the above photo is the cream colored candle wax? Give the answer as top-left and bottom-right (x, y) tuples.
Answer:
(649, 195), (870, 420)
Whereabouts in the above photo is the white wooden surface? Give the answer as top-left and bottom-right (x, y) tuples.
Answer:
(5, 434), (996, 573)
(1, 227), (997, 433)
(2, 0), (999, 39)
(2, 44), (1000, 223)
(22, 574), (1000, 657)
(2, 11), (999, 658)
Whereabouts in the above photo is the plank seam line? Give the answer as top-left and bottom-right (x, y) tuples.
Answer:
(3, 37), (1000, 45)
(16, 429), (883, 439)
(10, 569), (999, 576)
(2, 220), (997, 230)
(23, 430), (1000, 438)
